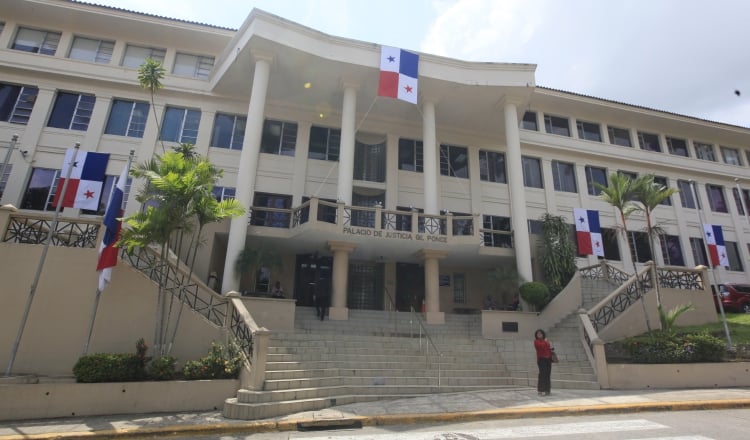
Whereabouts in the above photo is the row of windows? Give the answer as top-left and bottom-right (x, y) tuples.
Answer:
(523, 111), (750, 167)
(6, 25), (214, 79)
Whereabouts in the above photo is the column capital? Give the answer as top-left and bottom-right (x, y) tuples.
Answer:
(496, 95), (527, 110)
(339, 79), (361, 91)
(416, 249), (448, 261)
(250, 49), (274, 64)
(328, 240), (358, 253)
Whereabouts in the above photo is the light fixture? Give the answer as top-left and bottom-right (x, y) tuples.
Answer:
(304, 82), (312, 89)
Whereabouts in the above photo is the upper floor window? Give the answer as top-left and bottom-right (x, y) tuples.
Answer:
(544, 114), (570, 136)
(12, 27), (60, 55)
(732, 187), (746, 215)
(482, 215), (511, 248)
(585, 165), (607, 196)
(608, 126), (632, 147)
(720, 146), (742, 166)
(479, 150), (506, 183)
(260, 119), (297, 156)
(0, 83), (38, 125)
(160, 106), (200, 144)
(576, 120), (601, 142)
(726, 241), (744, 272)
(398, 138), (422, 172)
(690, 237), (709, 266)
(628, 231), (653, 263)
(637, 131), (661, 152)
(69, 36), (114, 64)
(521, 111), (537, 131)
(522, 156), (543, 188)
(211, 113), (246, 150)
(212, 186), (236, 201)
(440, 144), (469, 178)
(694, 142), (716, 161)
(706, 184), (728, 213)
(173, 53), (214, 79)
(551, 160), (577, 193)
(660, 235), (685, 266)
(677, 179), (696, 209)
(618, 170), (638, 181)
(105, 99), (149, 138)
(309, 126), (341, 161)
(47, 92), (95, 131)
(122, 44), (166, 68)
(354, 139), (387, 183)
(601, 227), (621, 261)
(666, 137), (689, 157)
(653, 176), (671, 206)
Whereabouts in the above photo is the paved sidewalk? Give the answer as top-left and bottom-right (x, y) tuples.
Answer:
(2, 387), (750, 439)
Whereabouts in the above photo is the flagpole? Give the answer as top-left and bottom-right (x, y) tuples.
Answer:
(689, 179), (732, 349)
(0, 134), (19, 193)
(5, 144), (80, 377)
(82, 150), (135, 355)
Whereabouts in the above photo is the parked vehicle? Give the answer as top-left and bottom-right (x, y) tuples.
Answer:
(715, 284), (750, 313)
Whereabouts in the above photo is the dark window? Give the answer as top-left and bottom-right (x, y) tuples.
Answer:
(0, 83), (38, 125)
(453, 273), (466, 304)
(309, 126), (341, 161)
(585, 165), (607, 195)
(212, 186), (236, 201)
(12, 27), (60, 55)
(398, 138), (423, 172)
(521, 111), (537, 130)
(628, 231), (652, 263)
(482, 215), (511, 248)
(261, 119), (297, 156)
(544, 114), (570, 136)
(354, 140), (386, 182)
(105, 99), (149, 138)
(440, 144), (469, 178)
(726, 241), (744, 272)
(653, 176), (671, 206)
(160, 106), (200, 144)
(528, 219), (543, 235)
(522, 156), (543, 188)
(690, 237), (709, 266)
(608, 126), (632, 147)
(666, 137), (689, 157)
(551, 160), (577, 193)
(677, 180), (696, 209)
(637, 131), (661, 152)
(20, 167), (58, 211)
(576, 121), (601, 141)
(694, 142), (716, 161)
(743, 189), (750, 217)
(251, 192), (292, 228)
(660, 235), (685, 266)
(479, 150), (506, 183)
(721, 146), (742, 166)
(211, 113), (246, 150)
(732, 188), (746, 215)
(601, 228), (620, 261)
(48, 92), (96, 131)
(706, 184), (728, 213)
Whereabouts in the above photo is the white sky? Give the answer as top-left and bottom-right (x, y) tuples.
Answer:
(88, 0), (750, 127)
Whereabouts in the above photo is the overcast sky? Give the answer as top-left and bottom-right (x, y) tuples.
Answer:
(89, 0), (750, 127)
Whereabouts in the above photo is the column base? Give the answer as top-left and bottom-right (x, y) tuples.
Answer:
(425, 311), (445, 325)
(328, 307), (349, 321)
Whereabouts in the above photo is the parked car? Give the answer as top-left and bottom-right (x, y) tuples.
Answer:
(715, 283), (750, 313)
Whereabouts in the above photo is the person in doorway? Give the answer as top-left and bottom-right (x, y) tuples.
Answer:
(315, 281), (329, 321)
(533, 329), (553, 396)
(271, 281), (284, 298)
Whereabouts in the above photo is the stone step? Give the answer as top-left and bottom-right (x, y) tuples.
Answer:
(264, 367), (513, 381)
(263, 375), (516, 391)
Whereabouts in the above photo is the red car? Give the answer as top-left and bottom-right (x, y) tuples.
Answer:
(715, 284), (750, 313)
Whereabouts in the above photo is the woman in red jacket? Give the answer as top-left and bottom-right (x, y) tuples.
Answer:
(533, 329), (553, 396)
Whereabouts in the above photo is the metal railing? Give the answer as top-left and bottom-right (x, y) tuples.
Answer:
(2, 212), (101, 247)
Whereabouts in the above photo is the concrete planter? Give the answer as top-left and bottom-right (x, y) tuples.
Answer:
(605, 362), (750, 389)
(0, 379), (239, 421)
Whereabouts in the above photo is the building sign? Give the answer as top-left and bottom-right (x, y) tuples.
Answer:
(342, 226), (448, 243)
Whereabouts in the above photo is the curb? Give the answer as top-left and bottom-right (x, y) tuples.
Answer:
(3, 399), (750, 439)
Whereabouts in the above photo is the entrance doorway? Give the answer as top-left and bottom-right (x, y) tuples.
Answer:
(294, 253), (332, 306)
(396, 263), (424, 312)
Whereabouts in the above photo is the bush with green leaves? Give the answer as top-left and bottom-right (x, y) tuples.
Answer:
(73, 339), (150, 383)
(183, 341), (243, 380)
(624, 331), (725, 363)
(519, 281), (550, 310)
(148, 355), (178, 381)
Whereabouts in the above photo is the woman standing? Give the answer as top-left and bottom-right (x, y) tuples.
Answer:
(533, 329), (553, 396)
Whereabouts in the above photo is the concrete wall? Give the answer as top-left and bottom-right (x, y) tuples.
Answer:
(606, 362), (750, 389)
(237, 297), (296, 332)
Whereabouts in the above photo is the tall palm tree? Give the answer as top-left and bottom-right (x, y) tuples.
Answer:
(138, 58), (166, 153)
(595, 172), (653, 331)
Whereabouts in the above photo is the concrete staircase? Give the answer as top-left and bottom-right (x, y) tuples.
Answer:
(224, 306), (601, 420)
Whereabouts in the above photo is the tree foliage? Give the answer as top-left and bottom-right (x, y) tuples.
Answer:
(137, 58), (166, 153)
(539, 213), (577, 296)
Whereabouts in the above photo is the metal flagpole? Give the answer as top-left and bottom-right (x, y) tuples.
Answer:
(82, 150), (135, 355)
(5, 144), (81, 377)
(0, 134), (19, 192)
(689, 179), (732, 349)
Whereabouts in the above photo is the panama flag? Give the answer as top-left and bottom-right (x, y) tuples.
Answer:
(378, 46), (419, 104)
(574, 208), (604, 257)
(96, 163), (128, 292)
(52, 149), (109, 211)
(703, 224), (730, 267)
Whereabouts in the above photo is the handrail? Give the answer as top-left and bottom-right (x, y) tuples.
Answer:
(586, 265), (652, 332)
(3, 211), (101, 247)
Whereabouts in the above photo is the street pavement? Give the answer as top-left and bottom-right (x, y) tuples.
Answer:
(2, 387), (750, 439)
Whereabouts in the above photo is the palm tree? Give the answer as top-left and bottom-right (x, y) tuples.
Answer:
(596, 172), (653, 331)
(632, 174), (679, 311)
(235, 247), (283, 294)
(138, 58), (166, 153)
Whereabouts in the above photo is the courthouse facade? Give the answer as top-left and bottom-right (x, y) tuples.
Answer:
(2, 0), (749, 323)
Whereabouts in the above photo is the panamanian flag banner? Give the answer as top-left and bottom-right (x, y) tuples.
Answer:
(378, 46), (419, 104)
(574, 208), (604, 257)
(52, 149), (109, 211)
(703, 224), (730, 267)
(96, 162), (129, 292)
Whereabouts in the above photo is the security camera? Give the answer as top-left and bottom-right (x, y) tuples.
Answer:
(20, 150), (29, 157)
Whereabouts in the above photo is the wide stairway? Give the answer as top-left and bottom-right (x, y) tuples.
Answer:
(224, 303), (601, 420)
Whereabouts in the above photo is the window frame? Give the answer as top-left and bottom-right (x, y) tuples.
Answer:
(478, 150), (506, 183)
(551, 160), (577, 193)
(210, 113), (246, 150)
(720, 146), (742, 166)
(439, 144), (469, 179)
(397, 138), (423, 172)
(694, 142), (716, 161)
(521, 111), (537, 131)
(576, 120), (602, 142)
(607, 126), (632, 147)
(122, 44), (166, 68)
(104, 99), (149, 138)
(160, 106), (201, 144)
(309, 125), (341, 161)
(522, 156), (543, 188)
(47, 91), (96, 131)
(68, 36), (114, 64)
(585, 165), (608, 196)
(666, 136), (689, 157)
(543, 114), (570, 137)
(637, 131), (661, 152)
(0, 83), (39, 125)
(260, 119), (298, 156)
(659, 234), (685, 266)
(677, 179), (697, 209)
(706, 184), (728, 213)
(12, 27), (60, 55)
(173, 52), (215, 79)
(726, 241), (744, 272)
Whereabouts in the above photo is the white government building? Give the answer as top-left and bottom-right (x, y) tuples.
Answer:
(2, 0), (749, 324)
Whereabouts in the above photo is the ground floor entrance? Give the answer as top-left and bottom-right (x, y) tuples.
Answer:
(396, 263), (425, 312)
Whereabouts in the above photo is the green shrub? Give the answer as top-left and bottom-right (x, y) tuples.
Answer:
(624, 332), (725, 363)
(73, 338), (150, 383)
(148, 355), (178, 381)
(183, 341), (243, 380)
(519, 282), (550, 310)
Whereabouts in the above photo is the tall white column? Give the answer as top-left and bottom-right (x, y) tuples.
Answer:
(504, 100), (533, 283)
(337, 84), (358, 205)
(222, 53), (272, 293)
(419, 249), (447, 324)
(422, 101), (439, 214)
(328, 241), (357, 320)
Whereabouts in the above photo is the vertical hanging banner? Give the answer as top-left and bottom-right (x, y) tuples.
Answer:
(574, 208), (604, 257)
(703, 224), (730, 267)
(52, 148), (109, 210)
(378, 46), (419, 104)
